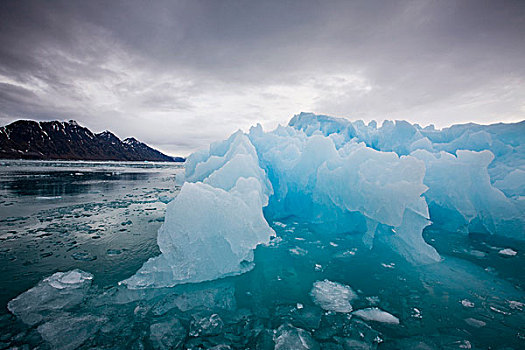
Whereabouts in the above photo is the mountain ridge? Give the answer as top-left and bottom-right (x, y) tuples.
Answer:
(0, 120), (183, 162)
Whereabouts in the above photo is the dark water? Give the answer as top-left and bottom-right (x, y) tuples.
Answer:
(0, 160), (182, 309)
(0, 160), (524, 350)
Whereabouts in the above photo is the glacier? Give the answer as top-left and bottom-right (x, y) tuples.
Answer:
(123, 112), (524, 288)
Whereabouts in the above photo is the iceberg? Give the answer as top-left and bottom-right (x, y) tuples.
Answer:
(123, 113), (524, 288)
(122, 132), (275, 288)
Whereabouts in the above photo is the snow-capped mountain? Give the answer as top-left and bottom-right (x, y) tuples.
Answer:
(0, 120), (182, 162)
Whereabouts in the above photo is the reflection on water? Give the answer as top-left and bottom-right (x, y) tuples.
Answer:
(2, 171), (152, 197)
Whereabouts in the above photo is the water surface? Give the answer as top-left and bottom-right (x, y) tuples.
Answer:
(0, 160), (523, 349)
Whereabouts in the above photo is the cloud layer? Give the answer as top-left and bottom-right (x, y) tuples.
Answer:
(1, 0), (524, 155)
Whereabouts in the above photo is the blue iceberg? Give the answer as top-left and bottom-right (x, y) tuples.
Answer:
(123, 113), (524, 288)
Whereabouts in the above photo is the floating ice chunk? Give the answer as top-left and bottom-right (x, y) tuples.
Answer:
(460, 299), (475, 308)
(508, 300), (524, 310)
(274, 323), (320, 350)
(151, 282), (236, 315)
(341, 318), (383, 345)
(381, 262), (395, 269)
(498, 248), (517, 256)
(72, 251), (97, 261)
(189, 313), (223, 337)
(464, 318), (486, 328)
(149, 319), (186, 350)
(353, 307), (400, 324)
(290, 305), (322, 330)
(158, 195), (173, 204)
(310, 280), (356, 313)
(209, 346), (232, 350)
(274, 221), (287, 228)
(290, 247), (308, 256)
(47, 269), (93, 289)
(490, 306), (511, 315)
(106, 249), (122, 256)
(37, 315), (104, 350)
(8, 269), (93, 326)
(411, 308), (422, 319)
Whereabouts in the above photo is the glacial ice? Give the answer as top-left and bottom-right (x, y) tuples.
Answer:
(124, 112), (524, 288)
(122, 132), (275, 288)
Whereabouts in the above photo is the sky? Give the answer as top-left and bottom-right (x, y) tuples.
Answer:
(1, 0), (524, 156)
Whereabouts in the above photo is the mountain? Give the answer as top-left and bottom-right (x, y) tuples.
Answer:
(0, 120), (182, 162)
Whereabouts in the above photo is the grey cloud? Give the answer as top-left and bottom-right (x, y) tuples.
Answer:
(1, 0), (524, 155)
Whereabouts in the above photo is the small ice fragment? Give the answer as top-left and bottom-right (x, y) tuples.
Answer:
(411, 308), (422, 319)
(189, 314), (223, 337)
(468, 250), (486, 258)
(335, 249), (356, 258)
(71, 252), (97, 261)
(274, 221), (287, 228)
(498, 248), (517, 256)
(274, 324), (319, 350)
(484, 266), (497, 274)
(158, 195), (173, 204)
(366, 296), (380, 305)
(508, 300), (524, 310)
(150, 319), (186, 350)
(310, 280), (356, 313)
(51, 270), (93, 288)
(353, 308), (400, 324)
(460, 299), (475, 308)
(290, 247), (308, 256)
(37, 315), (104, 350)
(458, 340), (472, 349)
(464, 318), (486, 328)
(490, 306), (511, 315)
(106, 249), (122, 256)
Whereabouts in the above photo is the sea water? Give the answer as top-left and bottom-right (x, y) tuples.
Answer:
(1, 160), (524, 349)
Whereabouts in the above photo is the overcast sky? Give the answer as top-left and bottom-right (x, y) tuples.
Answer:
(1, 0), (524, 156)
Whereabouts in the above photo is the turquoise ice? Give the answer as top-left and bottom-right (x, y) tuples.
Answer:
(124, 113), (524, 288)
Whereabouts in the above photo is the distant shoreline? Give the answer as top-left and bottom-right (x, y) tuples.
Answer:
(0, 158), (184, 164)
